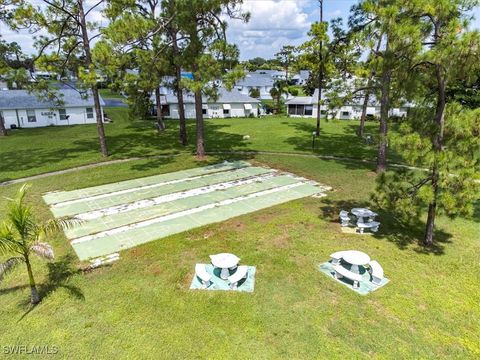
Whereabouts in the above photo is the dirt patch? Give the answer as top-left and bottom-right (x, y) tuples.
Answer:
(221, 219), (246, 232)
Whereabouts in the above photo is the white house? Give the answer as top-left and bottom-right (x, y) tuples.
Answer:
(153, 87), (261, 119)
(234, 72), (275, 100)
(0, 89), (104, 129)
(286, 89), (409, 120)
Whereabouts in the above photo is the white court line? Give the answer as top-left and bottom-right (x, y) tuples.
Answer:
(52, 166), (266, 208)
(71, 182), (308, 245)
(74, 172), (278, 221)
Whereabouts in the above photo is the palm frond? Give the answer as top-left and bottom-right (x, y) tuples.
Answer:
(0, 257), (24, 281)
(7, 184), (36, 240)
(42, 217), (82, 235)
(30, 242), (55, 260)
(0, 223), (23, 255)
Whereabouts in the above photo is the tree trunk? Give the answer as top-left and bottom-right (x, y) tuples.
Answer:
(154, 87), (165, 131)
(376, 39), (391, 173)
(25, 255), (39, 305)
(424, 61), (447, 246)
(359, 90), (370, 138)
(424, 169), (438, 246)
(194, 89), (205, 159)
(78, 0), (108, 157)
(0, 113), (7, 136)
(316, 1), (324, 136)
(171, 27), (187, 145)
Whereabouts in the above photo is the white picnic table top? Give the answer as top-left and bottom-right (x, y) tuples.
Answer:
(210, 253), (240, 269)
(342, 250), (371, 266)
(351, 208), (376, 218)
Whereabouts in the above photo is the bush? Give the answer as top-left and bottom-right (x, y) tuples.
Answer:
(288, 86), (299, 96)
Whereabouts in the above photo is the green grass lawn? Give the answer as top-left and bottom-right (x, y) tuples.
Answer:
(98, 88), (125, 99)
(0, 107), (389, 182)
(0, 153), (479, 359)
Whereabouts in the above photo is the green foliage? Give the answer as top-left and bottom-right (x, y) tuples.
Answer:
(248, 87), (260, 98)
(288, 86), (299, 97)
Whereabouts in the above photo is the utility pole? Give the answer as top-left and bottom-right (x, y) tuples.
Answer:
(315, 0), (323, 136)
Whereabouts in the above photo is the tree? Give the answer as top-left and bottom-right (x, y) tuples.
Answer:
(269, 80), (288, 114)
(275, 45), (296, 82)
(13, 1), (109, 157)
(102, 0), (173, 130)
(372, 0), (480, 246)
(163, 0), (189, 145)
(0, 0), (23, 136)
(0, 185), (75, 304)
(349, 0), (422, 173)
(248, 87), (260, 98)
(176, 0), (248, 159)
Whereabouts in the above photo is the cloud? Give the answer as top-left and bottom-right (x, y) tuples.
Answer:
(227, 0), (311, 59)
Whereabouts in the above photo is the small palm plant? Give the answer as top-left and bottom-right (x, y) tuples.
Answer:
(0, 184), (75, 305)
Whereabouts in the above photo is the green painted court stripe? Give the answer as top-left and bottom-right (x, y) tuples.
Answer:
(51, 167), (274, 218)
(72, 183), (320, 260)
(43, 161), (251, 205)
(65, 175), (301, 239)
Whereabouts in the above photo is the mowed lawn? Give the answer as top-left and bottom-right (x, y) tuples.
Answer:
(0, 107), (388, 182)
(0, 153), (479, 359)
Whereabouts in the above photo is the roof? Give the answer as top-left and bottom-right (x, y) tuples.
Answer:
(0, 89), (104, 110)
(157, 87), (261, 104)
(285, 97), (313, 105)
(235, 73), (275, 87)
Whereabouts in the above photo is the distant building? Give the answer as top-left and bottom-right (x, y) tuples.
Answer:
(234, 72), (275, 100)
(286, 89), (409, 120)
(153, 87), (261, 119)
(0, 89), (104, 129)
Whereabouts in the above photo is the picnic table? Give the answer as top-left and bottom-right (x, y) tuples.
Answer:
(351, 208), (377, 223)
(210, 253), (240, 279)
(342, 250), (371, 274)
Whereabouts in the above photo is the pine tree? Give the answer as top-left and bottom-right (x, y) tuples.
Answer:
(13, 1), (109, 156)
(372, 0), (480, 246)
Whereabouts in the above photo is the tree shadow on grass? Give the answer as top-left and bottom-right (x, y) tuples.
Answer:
(17, 254), (85, 320)
(318, 198), (451, 255)
(280, 121), (378, 169)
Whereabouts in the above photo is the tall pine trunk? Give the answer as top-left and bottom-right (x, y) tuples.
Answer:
(194, 89), (205, 158)
(424, 63), (446, 246)
(376, 38), (391, 173)
(78, 0), (108, 157)
(155, 87), (165, 131)
(25, 255), (39, 305)
(171, 27), (187, 145)
(0, 113), (7, 136)
(359, 90), (370, 138)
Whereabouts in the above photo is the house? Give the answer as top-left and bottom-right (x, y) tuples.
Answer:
(286, 89), (409, 120)
(234, 72), (275, 100)
(0, 89), (104, 129)
(153, 87), (261, 119)
(291, 70), (310, 86)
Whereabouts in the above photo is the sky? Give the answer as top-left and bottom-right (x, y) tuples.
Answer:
(1, 0), (480, 61)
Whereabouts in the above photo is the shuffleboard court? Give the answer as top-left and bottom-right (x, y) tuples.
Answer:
(43, 161), (329, 261)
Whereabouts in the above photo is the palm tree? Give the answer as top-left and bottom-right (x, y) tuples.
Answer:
(0, 184), (76, 305)
(269, 80), (289, 114)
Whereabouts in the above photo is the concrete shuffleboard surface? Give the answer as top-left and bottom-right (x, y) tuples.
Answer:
(43, 161), (330, 261)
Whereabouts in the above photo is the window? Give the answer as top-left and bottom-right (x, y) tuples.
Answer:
(27, 109), (36, 122)
(202, 108), (207, 115)
(86, 107), (94, 119)
(296, 105), (304, 115)
(305, 105), (313, 116)
(288, 105), (296, 115)
(342, 111), (350, 116)
(223, 109), (229, 115)
(59, 109), (68, 120)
